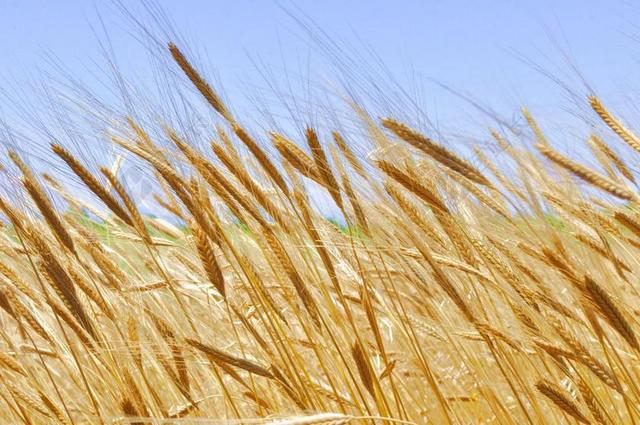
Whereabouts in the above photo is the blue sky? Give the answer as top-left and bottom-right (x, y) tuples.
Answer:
(1, 0), (639, 126)
(1, 0), (640, 218)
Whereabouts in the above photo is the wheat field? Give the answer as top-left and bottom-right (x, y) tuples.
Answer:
(0, 41), (639, 424)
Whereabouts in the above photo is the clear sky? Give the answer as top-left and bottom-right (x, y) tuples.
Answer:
(1, 1), (639, 125)
(1, 0), (640, 217)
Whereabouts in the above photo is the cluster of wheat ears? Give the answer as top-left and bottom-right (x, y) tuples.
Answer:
(0, 41), (640, 424)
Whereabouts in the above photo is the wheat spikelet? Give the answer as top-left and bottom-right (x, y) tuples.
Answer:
(575, 379), (610, 425)
(271, 132), (324, 185)
(535, 379), (590, 424)
(0, 351), (26, 376)
(122, 368), (151, 418)
(0, 260), (42, 305)
(536, 143), (638, 202)
(377, 160), (448, 213)
(381, 117), (492, 187)
(168, 133), (245, 221)
(236, 254), (289, 325)
(263, 230), (321, 327)
(233, 124), (290, 196)
(112, 136), (193, 208)
(534, 338), (578, 361)
(2, 287), (52, 342)
(217, 125), (243, 164)
(210, 140), (289, 230)
(192, 223), (225, 298)
(613, 210), (640, 238)
(146, 310), (190, 394)
(293, 191), (344, 301)
(51, 143), (133, 226)
(583, 276), (639, 351)
(547, 315), (621, 393)
(333, 131), (367, 180)
(125, 116), (154, 147)
(154, 195), (185, 221)
(573, 232), (630, 273)
(447, 171), (510, 219)
(489, 238), (542, 284)
(470, 238), (538, 308)
(351, 340), (375, 396)
(522, 108), (550, 146)
(475, 144), (527, 201)
(589, 95), (640, 153)
(40, 268), (97, 347)
(0, 193), (30, 234)
(6, 381), (54, 419)
(475, 322), (524, 351)
(31, 233), (96, 340)
(100, 167), (152, 244)
(127, 316), (143, 370)
(38, 391), (70, 425)
(306, 127), (344, 210)
(590, 134), (636, 184)
(410, 231), (475, 322)
(169, 133), (269, 230)
(186, 338), (273, 378)
(74, 234), (125, 291)
(429, 253), (491, 282)
(168, 42), (234, 123)
(66, 266), (115, 321)
(120, 398), (143, 425)
(340, 169), (370, 235)
(430, 210), (478, 267)
(21, 177), (76, 254)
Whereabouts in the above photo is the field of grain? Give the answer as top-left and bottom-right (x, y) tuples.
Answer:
(0, 42), (639, 424)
